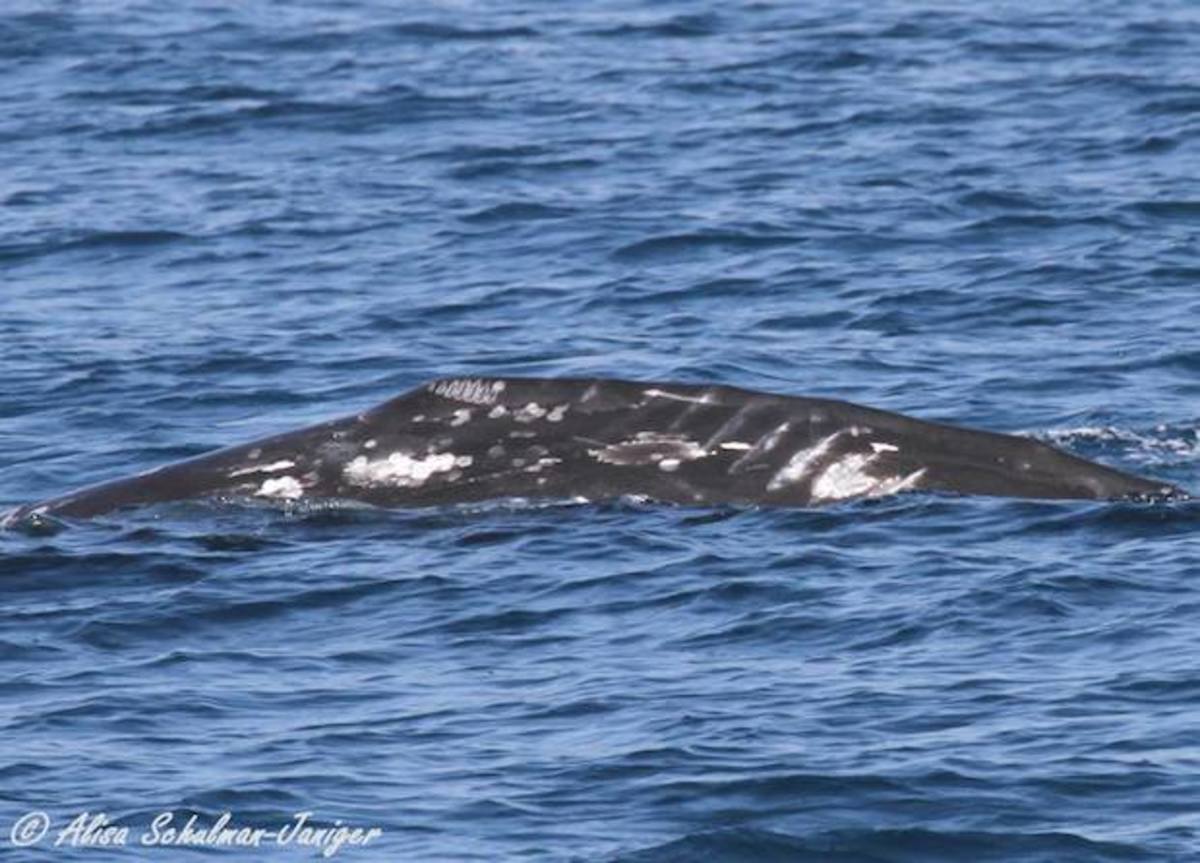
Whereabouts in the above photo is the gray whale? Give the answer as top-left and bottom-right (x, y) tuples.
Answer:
(3, 377), (1186, 523)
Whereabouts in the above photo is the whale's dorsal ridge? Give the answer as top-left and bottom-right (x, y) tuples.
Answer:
(4, 376), (1186, 522)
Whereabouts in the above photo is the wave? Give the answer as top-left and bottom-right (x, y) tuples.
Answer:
(613, 827), (1152, 863)
(612, 232), (803, 263)
(0, 229), (191, 263)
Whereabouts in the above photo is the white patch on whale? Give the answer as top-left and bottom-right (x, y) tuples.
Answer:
(729, 422), (791, 473)
(524, 457), (562, 473)
(810, 456), (927, 502)
(809, 453), (879, 501)
(767, 431), (845, 491)
(515, 403), (547, 423)
(765, 432), (925, 502)
(644, 388), (714, 405)
(863, 467), (927, 499)
(256, 476), (304, 499)
(430, 378), (505, 406)
(343, 451), (460, 488)
(591, 432), (709, 467)
(229, 460), (297, 478)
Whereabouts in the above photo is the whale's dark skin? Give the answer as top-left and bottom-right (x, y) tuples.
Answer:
(3, 377), (1186, 524)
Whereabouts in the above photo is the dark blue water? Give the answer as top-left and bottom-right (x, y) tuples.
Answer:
(2, 1), (1199, 860)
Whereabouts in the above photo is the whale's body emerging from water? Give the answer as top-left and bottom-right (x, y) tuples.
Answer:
(3, 377), (1185, 523)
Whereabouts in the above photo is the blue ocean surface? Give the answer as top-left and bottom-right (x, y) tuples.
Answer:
(2, 1), (1199, 860)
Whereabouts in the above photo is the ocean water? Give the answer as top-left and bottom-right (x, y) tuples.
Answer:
(2, 1), (1199, 860)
